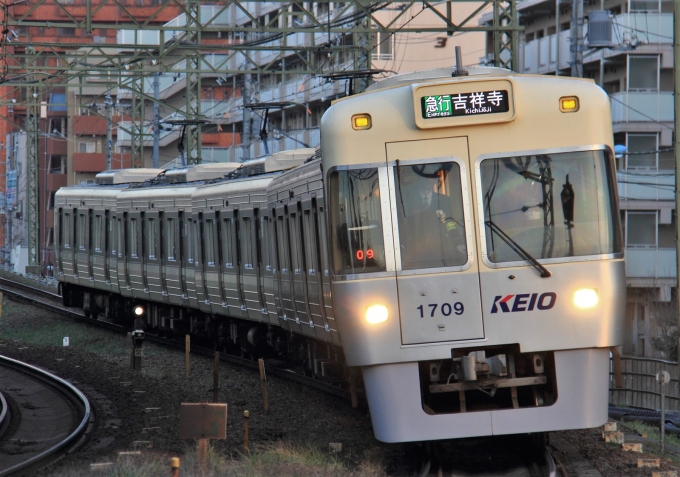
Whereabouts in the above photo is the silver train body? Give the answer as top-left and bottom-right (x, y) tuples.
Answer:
(56, 66), (625, 443)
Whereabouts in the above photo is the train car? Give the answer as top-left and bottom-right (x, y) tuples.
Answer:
(55, 65), (624, 444)
(321, 67), (624, 442)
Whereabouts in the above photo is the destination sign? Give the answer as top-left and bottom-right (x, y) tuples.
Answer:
(421, 90), (509, 119)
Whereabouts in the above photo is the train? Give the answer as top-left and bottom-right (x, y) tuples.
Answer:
(55, 65), (625, 443)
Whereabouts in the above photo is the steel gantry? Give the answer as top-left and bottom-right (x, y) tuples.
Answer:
(0, 0), (521, 274)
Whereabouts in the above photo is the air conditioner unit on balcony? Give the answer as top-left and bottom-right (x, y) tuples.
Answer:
(588, 11), (614, 48)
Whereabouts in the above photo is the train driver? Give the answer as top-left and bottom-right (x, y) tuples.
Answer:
(396, 164), (467, 270)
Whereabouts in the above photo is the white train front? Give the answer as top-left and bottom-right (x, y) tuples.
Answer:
(56, 66), (625, 443)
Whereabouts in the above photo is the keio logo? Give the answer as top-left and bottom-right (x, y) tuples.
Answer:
(491, 293), (557, 313)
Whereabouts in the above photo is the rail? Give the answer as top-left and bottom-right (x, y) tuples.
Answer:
(0, 355), (91, 476)
(609, 355), (680, 411)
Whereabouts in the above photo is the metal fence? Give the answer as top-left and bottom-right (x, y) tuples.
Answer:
(609, 356), (680, 411)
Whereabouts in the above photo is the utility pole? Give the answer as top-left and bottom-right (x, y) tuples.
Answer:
(674, 0), (680, 360)
(571, 0), (584, 77)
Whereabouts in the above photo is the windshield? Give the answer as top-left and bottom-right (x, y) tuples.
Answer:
(480, 150), (621, 263)
(329, 168), (386, 275)
(394, 162), (468, 270)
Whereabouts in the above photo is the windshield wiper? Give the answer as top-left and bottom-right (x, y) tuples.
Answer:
(485, 220), (551, 278)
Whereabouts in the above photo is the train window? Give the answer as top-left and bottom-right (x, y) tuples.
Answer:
(130, 218), (138, 258)
(205, 219), (216, 266)
(94, 215), (103, 252)
(288, 210), (302, 274)
(110, 216), (116, 256)
(328, 168), (386, 275)
(117, 219), (124, 258)
(186, 219), (193, 264)
(192, 220), (200, 266)
(480, 149), (621, 262)
(242, 217), (253, 269)
(222, 218), (235, 268)
(276, 214), (290, 272)
(78, 213), (87, 250)
(63, 212), (70, 248)
(394, 162), (468, 270)
(147, 218), (156, 260)
(167, 218), (176, 261)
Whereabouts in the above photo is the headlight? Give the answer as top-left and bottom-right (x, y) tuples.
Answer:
(133, 305), (145, 316)
(573, 289), (598, 309)
(366, 305), (388, 324)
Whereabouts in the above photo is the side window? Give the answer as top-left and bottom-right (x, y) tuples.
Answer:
(192, 219), (200, 266)
(94, 215), (103, 252)
(117, 218), (124, 258)
(186, 218), (193, 264)
(63, 212), (70, 248)
(78, 213), (87, 250)
(110, 216), (116, 256)
(147, 217), (156, 259)
(222, 217), (234, 268)
(167, 217), (176, 261)
(130, 218), (138, 258)
(328, 169), (385, 274)
(242, 217), (253, 269)
(205, 218), (216, 266)
(276, 213), (289, 272)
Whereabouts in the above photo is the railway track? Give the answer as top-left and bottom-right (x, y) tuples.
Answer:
(0, 355), (91, 476)
(0, 278), (355, 403)
(0, 277), (601, 476)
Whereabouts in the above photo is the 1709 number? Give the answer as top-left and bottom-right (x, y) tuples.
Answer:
(417, 302), (464, 318)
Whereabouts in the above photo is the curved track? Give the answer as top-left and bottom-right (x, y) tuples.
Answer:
(0, 279), (356, 403)
(0, 355), (91, 476)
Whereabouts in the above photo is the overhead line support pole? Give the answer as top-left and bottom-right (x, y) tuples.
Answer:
(185, 0), (202, 165)
(26, 46), (41, 276)
(674, 0), (680, 361)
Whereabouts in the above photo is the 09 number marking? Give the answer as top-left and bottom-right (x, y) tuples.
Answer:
(417, 302), (464, 318)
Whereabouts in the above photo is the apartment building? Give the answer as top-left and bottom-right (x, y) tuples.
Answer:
(483, 0), (673, 357)
(2, 0), (181, 274)
(208, 2), (485, 161)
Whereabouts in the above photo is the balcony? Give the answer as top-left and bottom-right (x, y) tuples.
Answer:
(625, 248), (676, 279)
(47, 174), (67, 191)
(73, 153), (106, 173)
(519, 13), (672, 75)
(617, 170), (675, 202)
(74, 116), (108, 136)
(610, 92), (673, 124)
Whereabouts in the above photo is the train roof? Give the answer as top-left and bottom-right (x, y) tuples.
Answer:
(95, 168), (164, 184)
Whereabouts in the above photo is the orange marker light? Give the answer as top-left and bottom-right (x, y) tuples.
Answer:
(352, 114), (372, 130)
(559, 96), (579, 112)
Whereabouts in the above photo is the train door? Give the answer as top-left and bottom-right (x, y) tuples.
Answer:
(178, 211), (189, 302)
(315, 195), (341, 346)
(104, 211), (111, 286)
(288, 201), (315, 338)
(386, 137), (484, 345)
(263, 208), (283, 326)
(275, 204), (301, 334)
(301, 196), (331, 342)
(92, 210), (104, 285)
(240, 208), (265, 321)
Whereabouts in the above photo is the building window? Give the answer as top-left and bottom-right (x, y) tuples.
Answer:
(57, 28), (76, 36)
(371, 31), (393, 60)
(630, 0), (660, 12)
(79, 142), (96, 153)
(626, 133), (658, 170)
(628, 56), (659, 91)
(626, 211), (657, 248)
